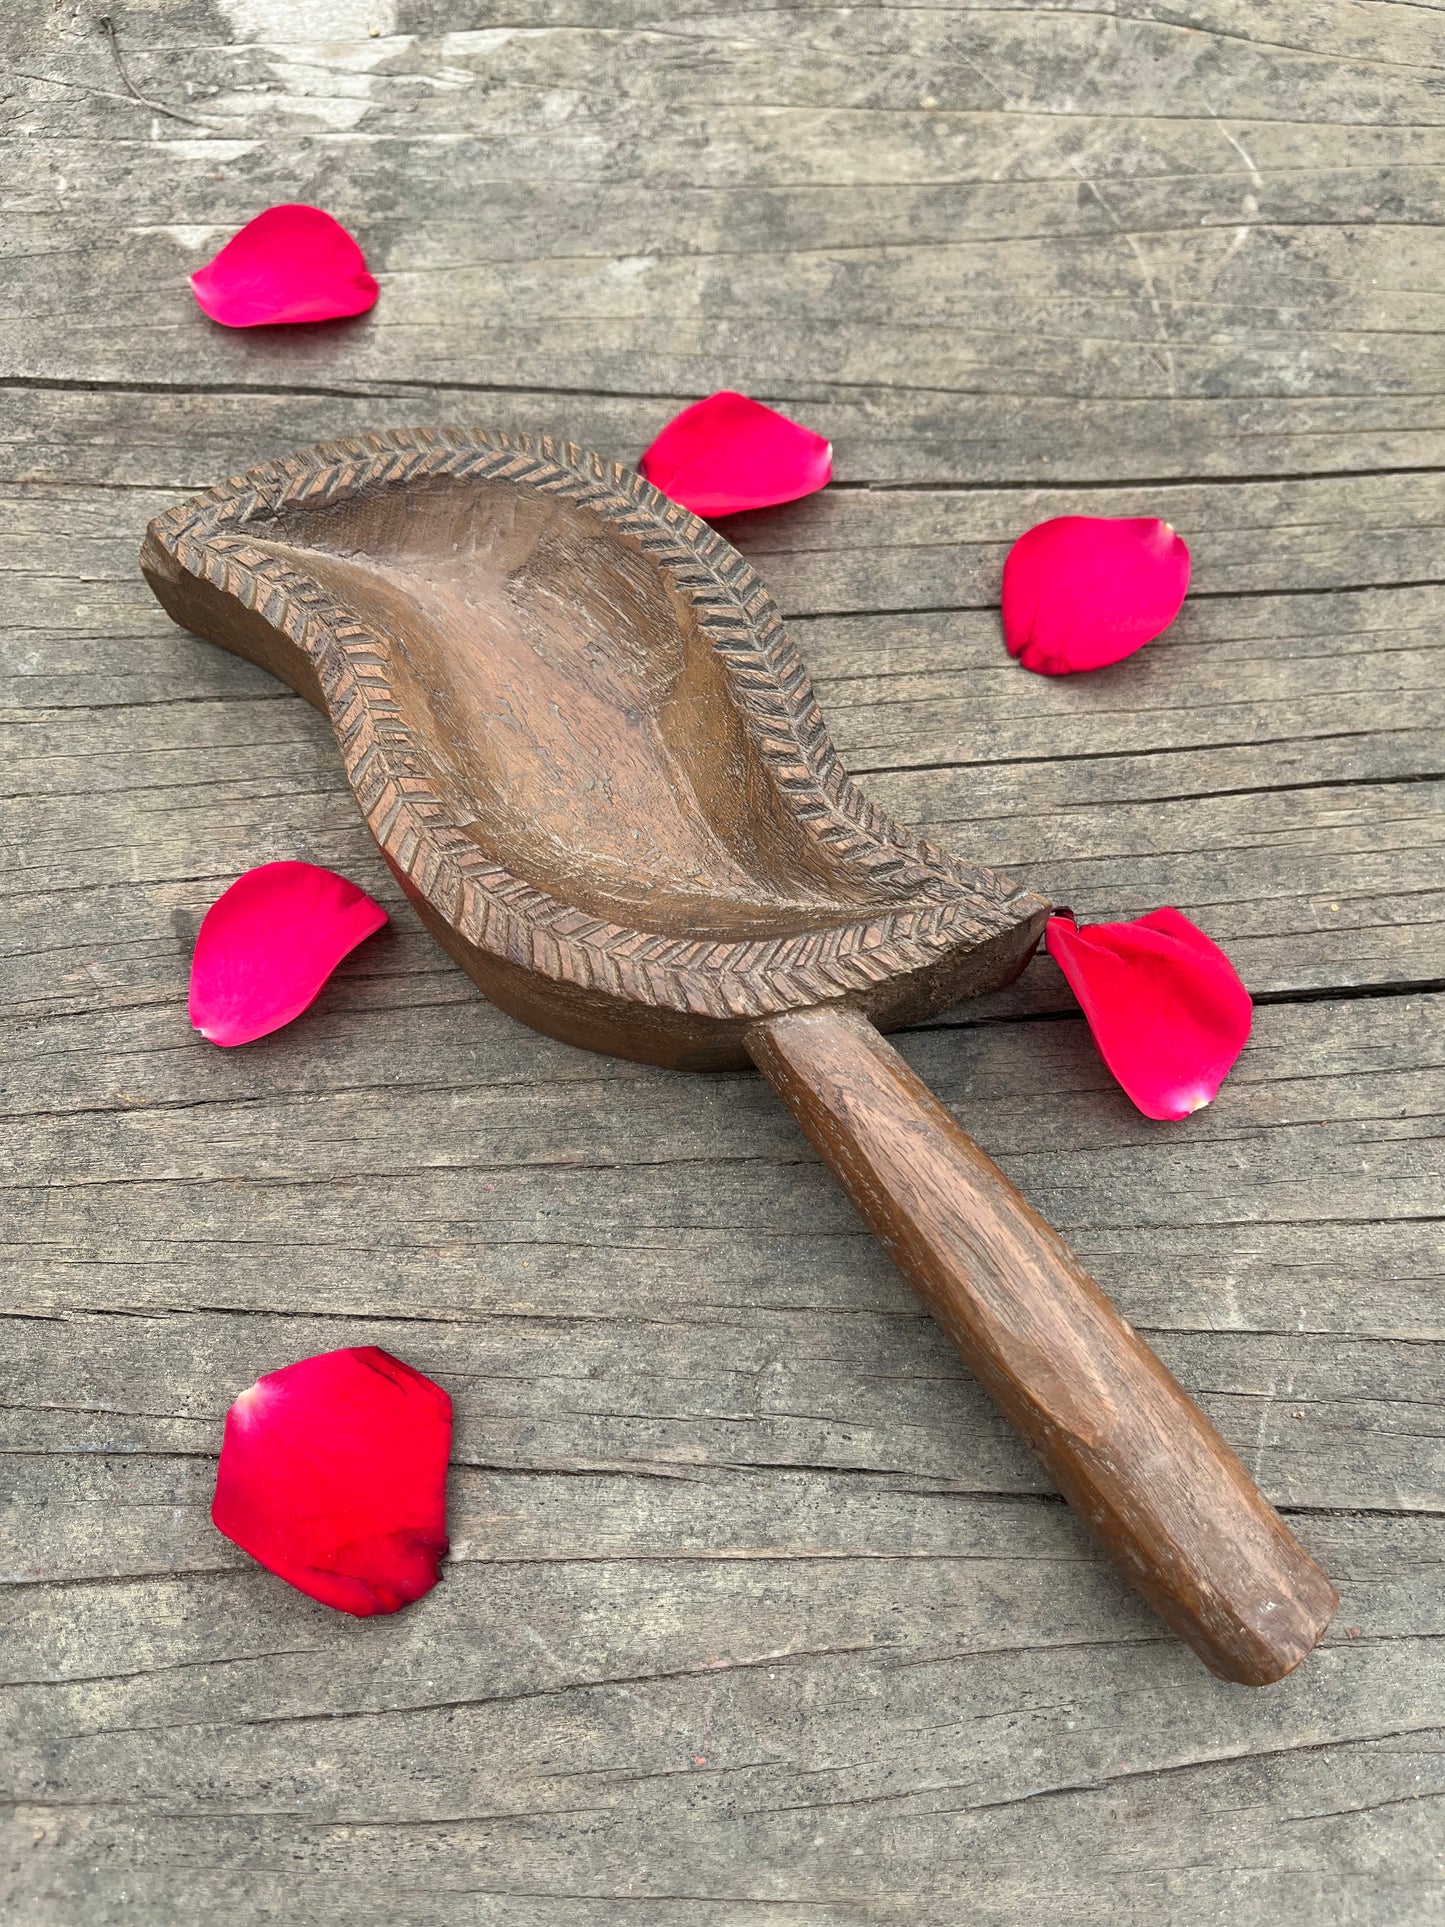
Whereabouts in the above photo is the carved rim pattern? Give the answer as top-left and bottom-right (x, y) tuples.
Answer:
(145, 425), (1044, 1020)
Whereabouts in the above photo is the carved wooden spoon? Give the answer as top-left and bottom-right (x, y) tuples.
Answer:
(141, 427), (1336, 1683)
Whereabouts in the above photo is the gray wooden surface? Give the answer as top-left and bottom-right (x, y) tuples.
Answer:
(3, 2), (1443, 1921)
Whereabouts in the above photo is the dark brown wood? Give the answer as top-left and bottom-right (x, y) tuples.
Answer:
(747, 1004), (1338, 1686)
(139, 427), (1335, 1682)
(139, 427), (1046, 1070)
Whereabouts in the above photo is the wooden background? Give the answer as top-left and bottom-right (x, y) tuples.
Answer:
(2, 2), (1442, 1920)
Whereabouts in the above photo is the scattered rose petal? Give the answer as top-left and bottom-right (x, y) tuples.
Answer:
(1002, 515), (1190, 675)
(638, 391), (831, 516)
(1046, 907), (1252, 1121)
(212, 1347), (452, 1616)
(189, 861), (387, 1047)
(190, 204), (379, 328)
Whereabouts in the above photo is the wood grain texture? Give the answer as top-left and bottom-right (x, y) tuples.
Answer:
(747, 1004), (1336, 1684)
(2, 0), (1442, 1919)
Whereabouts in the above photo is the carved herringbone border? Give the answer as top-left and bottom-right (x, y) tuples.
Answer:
(146, 425), (1041, 1018)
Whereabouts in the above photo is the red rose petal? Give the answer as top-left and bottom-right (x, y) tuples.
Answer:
(638, 391), (832, 516)
(1046, 907), (1252, 1121)
(189, 861), (387, 1047)
(212, 1347), (452, 1617)
(190, 204), (379, 328)
(1002, 515), (1190, 675)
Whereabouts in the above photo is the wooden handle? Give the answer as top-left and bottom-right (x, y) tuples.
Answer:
(746, 1005), (1337, 1685)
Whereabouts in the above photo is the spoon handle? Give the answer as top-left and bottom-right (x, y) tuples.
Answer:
(746, 1003), (1336, 1686)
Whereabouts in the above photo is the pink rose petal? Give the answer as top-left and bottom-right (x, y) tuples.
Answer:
(1002, 515), (1191, 675)
(638, 391), (832, 516)
(212, 1347), (452, 1617)
(189, 204), (379, 328)
(1046, 907), (1252, 1121)
(189, 861), (387, 1047)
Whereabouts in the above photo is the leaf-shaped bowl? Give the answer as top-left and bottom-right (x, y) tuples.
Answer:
(142, 426), (1046, 1067)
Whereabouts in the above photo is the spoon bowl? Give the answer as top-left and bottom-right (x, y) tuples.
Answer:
(142, 429), (1044, 1068)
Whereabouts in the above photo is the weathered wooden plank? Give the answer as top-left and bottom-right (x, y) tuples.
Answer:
(4, 1440), (1440, 1595)
(10, 8), (1445, 185)
(2, 1504), (1440, 1921)
(7, 378), (1445, 492)
(5, 1195), (1438, 1347)
(2, 1305), (1441, 1524)
(728, 475), (1445, 617)
(6, 1734), (1444, 1927)
(13, 0), (1445, 127)
(7, 209), (1441, 413)
(5, 5), (1445, 486)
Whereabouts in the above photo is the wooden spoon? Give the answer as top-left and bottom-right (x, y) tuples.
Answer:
(141, 427), (1336, 1683)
